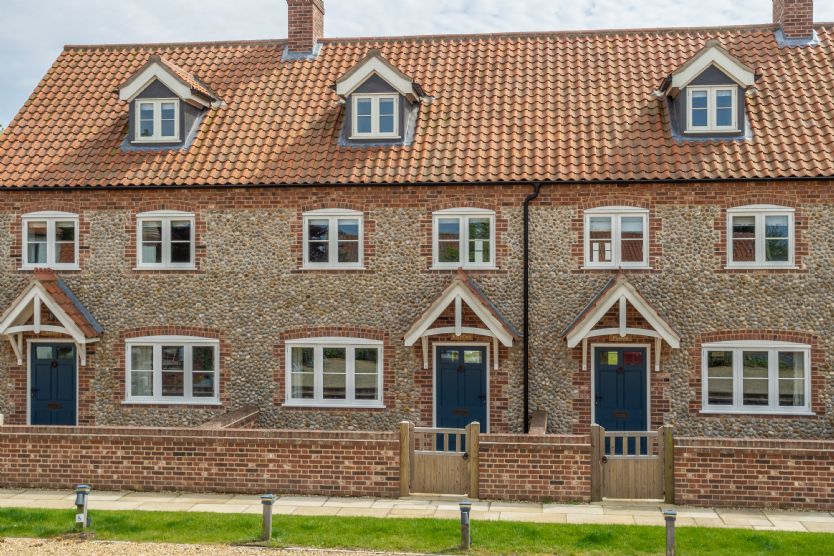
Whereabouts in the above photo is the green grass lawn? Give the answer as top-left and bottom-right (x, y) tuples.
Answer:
(0, 507), (832, 555)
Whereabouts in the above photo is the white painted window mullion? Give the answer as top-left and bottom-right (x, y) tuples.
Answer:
(314, 346), (323, 402)
(347, 347), (356, 403)
(153, 344), (162, 399)
(184, 345), (193, 401)
(460, 216), (468, 265)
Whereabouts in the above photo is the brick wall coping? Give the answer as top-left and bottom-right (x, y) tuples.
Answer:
(481, 434), (589, 446)
(0, 425), (396, 442)
(677, 436), (834, 452)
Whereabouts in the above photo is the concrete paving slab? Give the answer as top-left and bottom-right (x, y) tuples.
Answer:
(802, 521), (834, 533)
(432, 509), (499, 521)
(14, 490), (74, 500)
(603, 506), (665, 516)
(240, 505), (296, 515)
(489, 502), (542, 512)
(631, 516), (667, 526)
(336, 507), (393, 518)
(567, 514), (636, 525)
(226, 495), (261, 504)
(543, 503), (604, 514)
(0, 489), (26, 496)
(765, 511), (834, 523)
(292, 506), (342, 516)
(188, 503), (251, 514)
(121, 493), (180, 502)
(719, 516), (773, 527)
(88, 501), (143, 511)
(759, 521), (808, 532)
(0, 499), (35, 508)
(371, 499), (435, 509)
(17, 499), (73, 509)
(323, 498), (376, 509)
(87, 492), (127, 501)
(499, 511), (567, 523)
(135, 502), (198, 512)
(275, 496), (328, 507)
(174, 494), (234, 503)
(388, 508), (437, 518)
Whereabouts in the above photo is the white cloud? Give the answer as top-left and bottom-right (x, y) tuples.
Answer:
(1, 0), (832, 125)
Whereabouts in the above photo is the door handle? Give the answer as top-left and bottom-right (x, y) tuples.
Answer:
(462, 452), (470, 461)
(602, 455), (608, 464)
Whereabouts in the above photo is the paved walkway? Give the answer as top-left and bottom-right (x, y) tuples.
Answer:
(2, 489), (833, 533)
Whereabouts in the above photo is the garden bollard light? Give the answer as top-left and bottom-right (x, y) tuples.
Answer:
(459, 499), (472, 550)
(663, 509), (677, 556)
(74, 485), (91, 530)
(261, 494), (277, 541)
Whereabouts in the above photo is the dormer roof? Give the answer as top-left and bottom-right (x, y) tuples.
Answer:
(334, 49), (427, 102)
(119, 55), (222, 107)
(661, 40), (757, 95)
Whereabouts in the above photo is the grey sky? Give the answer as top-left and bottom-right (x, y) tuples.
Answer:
(1, 0), (832, 126)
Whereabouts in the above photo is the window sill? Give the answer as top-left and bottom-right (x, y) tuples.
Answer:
(349, 135), (401, 140)
(133, 266), (197, 271)
(430, 265), (499, 271)
(683, 129), (741, 134)
(581, 265), (651, 271)
(724, 265), (798, 270)
(19, 266), (80, 272)
(131, 138), (181, 144)
(122, 400), (222, 406)
(301, 265), (366, 271)
(700, 409), (815, 416)
(283, 401), (385, 409)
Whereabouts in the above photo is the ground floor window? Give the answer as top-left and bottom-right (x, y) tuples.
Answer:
(284, 338), (383, 408)
(125, 336), (219, 404)
(701, 341), (810, 414)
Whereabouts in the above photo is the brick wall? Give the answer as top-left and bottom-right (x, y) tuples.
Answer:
(0, 426), (400, 497)
(675, 437), (834, 510)
(478, 434), (592, 502)
(773, 0), (814, 40)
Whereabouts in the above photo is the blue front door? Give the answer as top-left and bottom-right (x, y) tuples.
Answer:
(436, 346), (487, 433)
(594, 347), (647, 432)
(30, 343), (77, 426)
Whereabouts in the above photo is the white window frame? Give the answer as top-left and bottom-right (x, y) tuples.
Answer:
(583, 206), (649, 269)
(432, 208), (497, 270)
(21, 211), (80, 270)
(302, 209), (364, 269)
(134, 98), (180, 143)
(350, 94), (400, 139)
(135, 210), (196, 270)
(124, 335), (220, 405)
(701, 340), (812, 415)
(726, 205), (795, 268)
(685, 86), (738, 133)
(284, 337), (384, 408)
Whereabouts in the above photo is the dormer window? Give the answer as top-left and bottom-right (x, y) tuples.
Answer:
(136, 99), (180, 142)
(686, 87), (737, 132)
(352, 95), (399, 138)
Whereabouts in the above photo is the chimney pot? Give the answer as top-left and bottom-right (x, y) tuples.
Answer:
(287, 0), (325, 54)
(773, 0), (814, 41)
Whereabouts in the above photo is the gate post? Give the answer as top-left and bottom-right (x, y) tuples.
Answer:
(590, 424), (604, 502)
(466, 422), (480, 499)
(663, 425), (675, 504)
(399, 421), (413, 497)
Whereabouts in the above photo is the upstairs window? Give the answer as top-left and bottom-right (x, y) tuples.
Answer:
(727, 206), (794, 268)
(584, 207), (649, 268)
(702, 341), (811, 414)
(136, 210), (195, 270)
(21, 211), (79, 270)
(302, 209), (364, 269)
(351, 94), (399, 139)
(432, 208), (496, 269)
(285, 338), (383, 408)
(135, 99), (179, 142)
(686, 86), (737, 132)
(126, 336), (219, 404)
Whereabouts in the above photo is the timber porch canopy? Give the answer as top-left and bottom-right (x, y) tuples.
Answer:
(0, 269), (102, 365)
(404, 270), (519, 370)
(563, 273), (680, 371)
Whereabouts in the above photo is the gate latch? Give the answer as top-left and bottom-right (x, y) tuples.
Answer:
(462, 452), (470, 461)
(602, 455), (609, 464)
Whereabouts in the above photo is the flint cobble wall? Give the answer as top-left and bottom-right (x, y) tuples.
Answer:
(0, 425), (400, 497)
(674, 437), (834, 510)
(479, 434), (591, 502)
(0, 182), (832, 438)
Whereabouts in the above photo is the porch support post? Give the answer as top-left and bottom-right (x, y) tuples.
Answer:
(8, 335), (23, 366)
(466, 421), (480, 499)
(78, 342), (87, 366)
(421, 337), (429, 370)
(663, 425), (675, 504)
(618, 296), (626, 337)
(454, 295), (462, 336)
(492, 337), (499, 370)
(582, 338), (588, 371)
(590, 424), (604, 502)
(399, 421), (412, 497)
(655, 338), (661, 372)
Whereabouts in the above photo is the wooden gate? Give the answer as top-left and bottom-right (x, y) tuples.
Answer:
(591, 425), (674, 501)
(399, 422), (479, 497)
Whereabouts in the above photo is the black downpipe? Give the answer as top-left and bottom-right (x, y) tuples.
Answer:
(522, 182), (542, 433)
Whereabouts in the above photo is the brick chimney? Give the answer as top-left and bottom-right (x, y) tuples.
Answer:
(287, 0), (324, 54)
(773, 0), (814, 40)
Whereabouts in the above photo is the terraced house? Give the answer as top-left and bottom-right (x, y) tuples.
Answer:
(0, 0), (832, 453)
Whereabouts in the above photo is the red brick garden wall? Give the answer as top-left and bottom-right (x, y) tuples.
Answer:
(478, 434), (592, 502)
(674, 437), (834, 510)
(0, 426), (401, 497)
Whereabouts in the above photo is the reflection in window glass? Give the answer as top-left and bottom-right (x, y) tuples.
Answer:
(690, 90), (708, 127)
(139, 103), (154, 137)
(337, 219), (360, 263)
(307, 219), (329, 263)
(715, 90), (734, 127)
(356, 98), (372, 134)
(742, 351), (769, 406)
(464, 350), (482, 364)
(27, 221), (48, 264)
(620, 217), (644, 263)
(291, 347), (315, 399)
(731, 216), (756, 263)
(765, 215), (789, 262)
(706, 351), (733, 406)
(437, 218), (460, 263)
(354, 348), (379, 400)
(379, 98), (395, 134)
(778, 351), (805, 407)
(323, 348), (347, 400)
